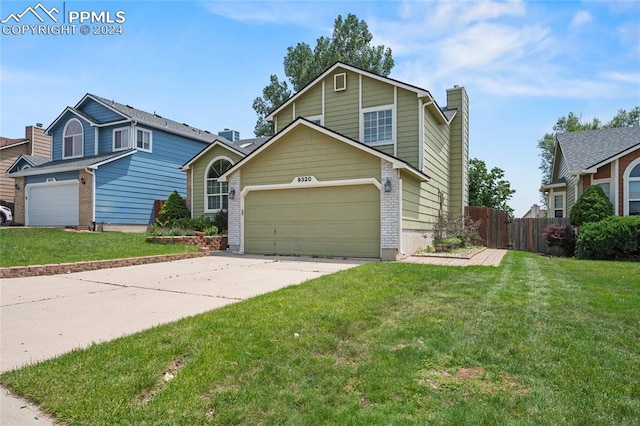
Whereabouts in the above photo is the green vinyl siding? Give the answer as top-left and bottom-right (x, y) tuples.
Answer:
(446, 87), (469, 216)
(396, 88), (420, 168)
(362, 76), (394, 108)
(293, 84), (323, 119)
(423, 108), (451, 218)
(190, 145), (243, 218)
(324, 69), (360, 140)
(402, 174), (438, 231)
(276, 104), (295, 132)
(244, 185), (380, 258)
(241, 125), (380, 187)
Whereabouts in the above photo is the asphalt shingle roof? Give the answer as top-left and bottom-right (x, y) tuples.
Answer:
(557, 127), (640, 172)
(9, 150), (136, 176)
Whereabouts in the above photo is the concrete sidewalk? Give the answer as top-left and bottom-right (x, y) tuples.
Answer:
(1, 254), (368, 425)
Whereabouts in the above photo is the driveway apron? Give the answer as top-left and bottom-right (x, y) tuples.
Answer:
(1, 254), (369, 425)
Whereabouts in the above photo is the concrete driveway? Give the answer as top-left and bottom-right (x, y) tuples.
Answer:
(1, 254), (369, 424)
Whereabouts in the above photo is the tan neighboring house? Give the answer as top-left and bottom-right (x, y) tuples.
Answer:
(540, 127), (640, 218)
(1, 124), (51, 208)
(185, 62), (469, 260)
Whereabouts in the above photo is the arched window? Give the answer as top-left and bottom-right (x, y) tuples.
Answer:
(205, 158), (233, 212)
(626, 160), (640, 216)
(63, 119), (83, 158)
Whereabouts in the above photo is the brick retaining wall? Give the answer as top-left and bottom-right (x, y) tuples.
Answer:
(146, 235), (228, 251)
(0, 252), (208, 279)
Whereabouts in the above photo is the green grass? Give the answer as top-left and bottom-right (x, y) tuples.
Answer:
(1, 252), (639, 424)
(0, 228), (198, 267)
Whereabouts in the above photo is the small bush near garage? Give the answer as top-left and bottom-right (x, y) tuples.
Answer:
(576, 216), (640, 260)
(570, 185), (614, 227)
(433, 212), (482, 247)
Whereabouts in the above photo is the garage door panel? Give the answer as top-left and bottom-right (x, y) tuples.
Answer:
(27, 182), (79, 226)
(245, 185), (380, 258)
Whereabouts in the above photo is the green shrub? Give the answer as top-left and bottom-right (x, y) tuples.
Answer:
(433, 212), (482, 247)
(576, 216), (640, 260)
(570, 186), (614, 227)
(203, 226), (219, 236)
(542, 224), (576, 257)
(213, 210), (228, 234)
(155, 190), (190, 227)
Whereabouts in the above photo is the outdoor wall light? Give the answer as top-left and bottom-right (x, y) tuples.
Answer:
(229, 188), (236, 199)
(384, 178), (392, 192)
(80, 177), (86, 185)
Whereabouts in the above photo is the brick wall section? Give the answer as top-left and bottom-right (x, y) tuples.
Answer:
(618, 150), (640, 214)
(146, 235), (228, 251)
(227, 170), (241, 248)
(14, 177), (25, 224)
(79, 170), (94, 226)
(380, 160), (399, 249)
(0, 252), (208, 279)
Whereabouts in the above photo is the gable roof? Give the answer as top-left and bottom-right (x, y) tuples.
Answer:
(5, 154), (50, 175)
(7, 150), (136, 177)
(181, 136), (271, 170)
(557, 127), (640, 173)
(0, 137), (29, 150)
(266, 62), (451, 125)
(218, 117), (431, 183)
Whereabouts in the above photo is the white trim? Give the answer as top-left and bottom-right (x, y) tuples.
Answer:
(134, 127), (152, 152)
(613, 159), (619, 215)
(62, 118), (84, 159)
(46, 107), (98, 134)
(94, 127), (99, 155)
(266, 62), (435, 121)
(204, 156), (234, 213)
(623, 157), (640, 216)
(393, 87), (398, 157)
(238, 177), (381, 254)
(360, 104), (395, 146)
(398, 177), (403, 255)
(292, 103), (296, 122)
(112, 126), (130, 151)
(591, 176), (614, 210)
(321, 80), (325, 119)
(218, 119), (429, 184)
(181, 139), (245, 171)
(334, 72), (347, 91)
(550, 191), (566, 218)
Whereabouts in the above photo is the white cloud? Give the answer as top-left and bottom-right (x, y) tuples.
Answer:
(570, 10), (593, 29)
(202, 1), (324, 26)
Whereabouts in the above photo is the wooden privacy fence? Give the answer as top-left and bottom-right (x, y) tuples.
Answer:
(510, 217), (570, 254)
(466, 206), (510, 249)
(465, 206), (571, 253)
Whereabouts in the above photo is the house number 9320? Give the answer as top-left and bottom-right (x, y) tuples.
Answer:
(293, 176), (317, 184)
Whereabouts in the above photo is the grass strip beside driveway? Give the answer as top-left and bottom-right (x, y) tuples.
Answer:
(1, 251), (639, 424)
(0, 228), (198, 267)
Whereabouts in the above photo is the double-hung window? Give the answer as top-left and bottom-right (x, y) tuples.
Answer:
(628, 163), (640, 215)
(136, 128), (152, 152)
(113, 127), (129, 151)
(553, 193), (565, 218)
(363, 107), (393, 144)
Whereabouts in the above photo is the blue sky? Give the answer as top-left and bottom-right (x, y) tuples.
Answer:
(2, 0), (639, 216)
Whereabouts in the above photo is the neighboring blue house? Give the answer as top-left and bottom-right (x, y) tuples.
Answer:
(7, 94), (217, 230)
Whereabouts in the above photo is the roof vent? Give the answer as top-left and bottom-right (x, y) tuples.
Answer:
(182, 123), (189, 127)
(126, 104), (133, 109)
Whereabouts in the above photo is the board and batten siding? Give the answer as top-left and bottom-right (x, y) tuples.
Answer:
(95, 128), (207, 224)
(241, 126), (380, 188)
(51, 115), (95, 160)
(191, 145), (243, 218)
(80, 98), (124, 123)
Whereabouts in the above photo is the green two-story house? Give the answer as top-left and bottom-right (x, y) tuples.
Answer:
(187, 62), (469, 260)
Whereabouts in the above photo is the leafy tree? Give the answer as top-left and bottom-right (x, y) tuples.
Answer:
(538, 108), (640, 188)
(155, 190), (190, 227)
(569, 185), (614, 227)
(253, 13), (394, 136)
(468, 158), (515, 216)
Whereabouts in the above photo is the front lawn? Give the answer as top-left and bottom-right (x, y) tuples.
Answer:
(0, 228), (198, 267)
(1, 252), (639, 424)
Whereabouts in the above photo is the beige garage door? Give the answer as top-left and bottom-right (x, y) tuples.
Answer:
(244, 185), (380, 258)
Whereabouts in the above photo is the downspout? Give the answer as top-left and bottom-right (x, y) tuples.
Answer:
(84, 168), (96, 229)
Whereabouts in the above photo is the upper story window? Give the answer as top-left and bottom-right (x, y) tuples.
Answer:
(136, 128), (152, 152)
(363, 107), (393, 144)
(63, 119), (83, 158)
(113, 127), (130, 151)
(307, 116), (323, 126)
(206, 158), (233, 212)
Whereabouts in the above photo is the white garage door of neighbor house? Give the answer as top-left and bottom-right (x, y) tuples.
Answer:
(244, 185), (380, 258)
(27, 181), (79, 226)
